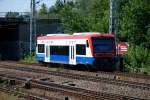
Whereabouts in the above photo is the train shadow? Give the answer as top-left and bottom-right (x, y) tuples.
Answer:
(42, 62), (113, 72)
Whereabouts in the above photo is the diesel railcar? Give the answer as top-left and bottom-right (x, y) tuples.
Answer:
(36, 32), (120, 70)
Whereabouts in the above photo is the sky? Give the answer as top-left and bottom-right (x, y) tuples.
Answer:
(0, 0), (57, 12)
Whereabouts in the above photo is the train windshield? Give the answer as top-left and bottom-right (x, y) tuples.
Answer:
(92, 37), (115, 53)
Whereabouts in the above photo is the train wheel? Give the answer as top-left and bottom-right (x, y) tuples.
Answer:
(38, 61), (46, 66)
(85, 65), (91, 71)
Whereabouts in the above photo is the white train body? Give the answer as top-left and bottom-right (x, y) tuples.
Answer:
(36, 33), (117, 70)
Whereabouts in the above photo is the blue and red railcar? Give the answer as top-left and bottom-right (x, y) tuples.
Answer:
(36, 32), (120, 70)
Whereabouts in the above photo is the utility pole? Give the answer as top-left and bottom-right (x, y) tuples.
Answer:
(30, 0), (32, 55)
(30, 0), (36, 54)
(109, 0), (117, 34)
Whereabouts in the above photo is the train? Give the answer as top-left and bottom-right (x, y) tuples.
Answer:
(36, 32), (122, 71)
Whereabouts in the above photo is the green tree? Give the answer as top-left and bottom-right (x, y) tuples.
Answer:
(89, 0), (109, 32)
(5, 12), (19, 17)
(144, 25), (150, 49)
(38, 3), (48, 16)
(50, 0), (110, 33)
(76, 0), (92, 15)
(124, 45), (150, 73)
(60, 5), (90, 33)
(118, 0), (150, 45)
(117, 0), (150, 74)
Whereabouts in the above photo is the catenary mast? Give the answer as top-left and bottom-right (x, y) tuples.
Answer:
(109, 0), (117, 35)
(30, 0), (36, 54)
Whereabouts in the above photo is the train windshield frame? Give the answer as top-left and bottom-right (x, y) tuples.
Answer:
(92, 37), (115, 53)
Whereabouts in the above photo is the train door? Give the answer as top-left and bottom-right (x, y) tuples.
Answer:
(69, 44), (76, 65)
(45, 44), (50, 62)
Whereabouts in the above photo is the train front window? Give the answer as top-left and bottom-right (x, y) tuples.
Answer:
(38, 44), (45, 53)
(92, 37), (115, 53)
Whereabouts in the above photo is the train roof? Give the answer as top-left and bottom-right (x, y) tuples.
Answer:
(37, 33), (115, 40)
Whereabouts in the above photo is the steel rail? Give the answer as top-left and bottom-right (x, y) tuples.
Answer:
(1, 61), (150, 80)
(0, 73), (145, 100)
(0, 64), (150, 91)
(0, 86), (61, 100)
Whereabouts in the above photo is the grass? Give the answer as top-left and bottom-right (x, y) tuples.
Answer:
(20, 53), (65, 72)
(20, 53), (38, 64)
(143, 67), (150, 75)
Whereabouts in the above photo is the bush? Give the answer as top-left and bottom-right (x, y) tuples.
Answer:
(124, 44), (150, 74)
(20, 53), (37, 63)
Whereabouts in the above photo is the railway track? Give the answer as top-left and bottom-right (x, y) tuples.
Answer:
(1, 61), (150, 81)
(0, 73), (145, 100)
(0, 62), (150, 91)
(0, 84), (62, 100)
(19, 61), (150, 79)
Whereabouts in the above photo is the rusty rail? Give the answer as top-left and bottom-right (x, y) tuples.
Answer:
(0, 73), (145, 100)
(0, 63), (150, 91)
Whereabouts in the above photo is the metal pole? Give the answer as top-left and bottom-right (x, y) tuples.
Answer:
(109, 0), (117, 34)
(109, 0), (113, 34)
(30, 0), (36, 54)
(114, 0), (117, 37)
(30, 0), (33, 54)
(33, 0), (36, 51)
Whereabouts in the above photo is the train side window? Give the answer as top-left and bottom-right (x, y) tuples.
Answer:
(76, 44), (86, 55)
(38, 44), (45, 53)
(50, 46), (69, 55)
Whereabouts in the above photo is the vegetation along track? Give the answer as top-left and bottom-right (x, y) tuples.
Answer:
(0, 73), (145, 100)
(0, 61), (150, 91)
